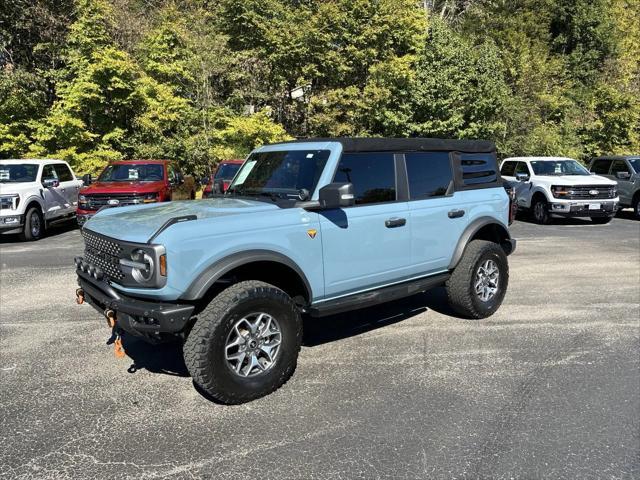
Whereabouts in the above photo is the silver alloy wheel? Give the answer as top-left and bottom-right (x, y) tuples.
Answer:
(225, 312), (282, 378)
(534, 201), (545, 221)
(30, 211), (41, 237)
(474, 259), (500, 302)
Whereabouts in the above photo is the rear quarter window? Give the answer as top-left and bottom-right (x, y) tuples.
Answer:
(458, 152), (499, 187)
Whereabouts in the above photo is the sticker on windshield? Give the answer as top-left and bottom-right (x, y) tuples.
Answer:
(0, 169), (9, 180)
(232, 160), (256, 185)
(306, 153), (314, 158)
(128, 169), (139, 180)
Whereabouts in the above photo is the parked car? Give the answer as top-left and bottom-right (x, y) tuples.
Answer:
(77, 160), (195, 225)
(74, 138), (516, 404)
(589, 156), (640, 218)
(201, 159), (244, 198)
(500, 156), (619, 224)
(0, 159), (81, 240)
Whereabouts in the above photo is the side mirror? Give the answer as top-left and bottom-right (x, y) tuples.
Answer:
(82, 173), (92, 185)
(318, 183), (355, 209)
(615, 171), (631, 180)
(515, 172), (530, 182)
(42, 178), (59, 188)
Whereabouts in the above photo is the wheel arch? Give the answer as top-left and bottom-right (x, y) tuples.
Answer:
(448, 217), (514, 269)
(181, 250), (313, 307)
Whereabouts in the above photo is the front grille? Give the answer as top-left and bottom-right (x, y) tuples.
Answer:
(82, 230), (124, 281)
(564, 185), (616, 200)
(83, 194), (147, 211)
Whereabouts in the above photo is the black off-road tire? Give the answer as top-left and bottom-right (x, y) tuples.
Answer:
(19, 206), (44, 241)
(446, 240), (509, 319)
(183, 280), (302, 404)
(591, 215), (613, 224)
(531, 196), (551, 225)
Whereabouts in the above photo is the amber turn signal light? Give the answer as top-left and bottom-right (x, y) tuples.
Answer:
(159, 254), (167, 276)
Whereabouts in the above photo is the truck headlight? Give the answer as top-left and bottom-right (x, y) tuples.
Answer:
(0, 194), (19, 210)
(551, 186), (570, 198)
(119, 248), (167, 285)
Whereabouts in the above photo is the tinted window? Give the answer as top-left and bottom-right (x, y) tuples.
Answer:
(53, 164), (73, 182)
(611, 160), (630, 175)
(405, 152), (452, 199)
(591, 159), (611, 174)
(333, 153), (396, 205)
(460, 153), (498, 186)
(628, 158), (640, 173)
(98, 164), (165, 182)
(530, 160), (589, 176)
(515, 162), (530, 176)
(215, 163), (242, 180)
(42, 164), (57, 180)
(500, 161), (516, 176)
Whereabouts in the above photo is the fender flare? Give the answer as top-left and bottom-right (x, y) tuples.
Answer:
(448, 217), (512, 269)
(181, 250), (313, 301)
(22, 195), (46, 215)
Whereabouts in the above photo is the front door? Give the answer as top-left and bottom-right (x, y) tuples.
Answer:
(319, 152), (412, 298)
(609, 160), (633, 205)
(40, 164), (68, 220)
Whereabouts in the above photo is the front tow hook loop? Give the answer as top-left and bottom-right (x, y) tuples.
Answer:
(105, 309), (116, 328)
(113, 336), (125, 358)
(76, 288), (84, 305)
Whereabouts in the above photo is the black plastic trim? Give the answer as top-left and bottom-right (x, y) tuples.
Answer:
(308, 272), (450, 317)
(448, 217), (513, 269)
(181, 250), (313, 302)
(147, 215), (197, 243)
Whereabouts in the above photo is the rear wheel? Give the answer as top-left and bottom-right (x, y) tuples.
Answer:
(532, 196), (551, 224)
(446, 240), (509, 319)
(183, 280), (302, 404)
(591, 216), (613, 224)
(19, 207), (44, 241)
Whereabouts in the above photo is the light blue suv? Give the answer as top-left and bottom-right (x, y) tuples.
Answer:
(75, 138), (516, 403)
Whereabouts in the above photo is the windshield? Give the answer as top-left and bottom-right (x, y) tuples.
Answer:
(227, 150), (330, 200)
(98, 163), (164, 182)
(530, 160), (590, 176)
(214, 163), (242, 180)
(0, 163), (39, 183)
(628, 158), (640, 173)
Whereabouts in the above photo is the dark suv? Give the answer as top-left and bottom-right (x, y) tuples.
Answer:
(589, 156), (640, 218)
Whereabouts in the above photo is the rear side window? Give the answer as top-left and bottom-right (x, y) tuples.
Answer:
(611, 160), (630, 175)
(500, 161), (516, 176)
(405, 152), (452, 199)
(53, 164), (73, 182)
(333, 153), (396, 205)
(591, 159), (611, 174)
(459, 153), (498, 186)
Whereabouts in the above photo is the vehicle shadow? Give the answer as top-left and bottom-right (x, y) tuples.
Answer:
(615, 208), (637, 221)
(119, 286), (461, 383)
(0, 220), (78, 244)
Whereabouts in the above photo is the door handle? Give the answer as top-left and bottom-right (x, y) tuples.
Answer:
(385, 217), (406, 228)
(448, 209), (465, 219)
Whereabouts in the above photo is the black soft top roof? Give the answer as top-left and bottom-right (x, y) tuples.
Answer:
(281, 137), (495, 154)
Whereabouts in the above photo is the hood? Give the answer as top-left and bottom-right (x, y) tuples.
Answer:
(84, 197), (279, 243)
(0, 181), (39, 197)
(534, 174), (616, 186)
(81, 180), (165, 195)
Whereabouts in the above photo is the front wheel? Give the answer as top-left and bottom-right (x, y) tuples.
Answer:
(19, 207), (44, 241)
(446, 240), (509, 319)
(591, 216), (613, 224)
(532, 197), (551, 224)
(183, 280), (302, 404)
(633, 196), (640, 219)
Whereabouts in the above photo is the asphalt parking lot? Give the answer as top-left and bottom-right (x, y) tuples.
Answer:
(1, 213), (639, 479)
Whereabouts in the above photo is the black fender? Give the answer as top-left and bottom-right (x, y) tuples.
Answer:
(448, 217), (514, 269)
(180, 250), (313, 301)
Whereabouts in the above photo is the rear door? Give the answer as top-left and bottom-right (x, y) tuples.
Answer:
(319, 152), (412, 298)
(40, 164), (67, 219)
(53, 163), (80, 212)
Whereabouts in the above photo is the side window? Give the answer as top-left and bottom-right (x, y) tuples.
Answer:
(42, 164), (58, 181)
(500, 161), (516, 176)
(515, 162), (530, 176)
(590, 159), (612, 174)
(53, 164), (73, 182)
(333, 152), (396, 205)
(405, 152), (452, 199)
(459, 153), (498, 186)
(167, 164), (176, 183)
(611, 160), (630, 175)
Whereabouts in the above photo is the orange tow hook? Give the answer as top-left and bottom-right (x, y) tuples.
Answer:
(113, 336), (126, 358)
(76, 288), (84, 305)
(105, 309), (116, 328)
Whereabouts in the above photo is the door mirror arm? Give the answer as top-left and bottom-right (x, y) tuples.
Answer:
(42, 178), (60, 188)
(515, 172), (530, 182)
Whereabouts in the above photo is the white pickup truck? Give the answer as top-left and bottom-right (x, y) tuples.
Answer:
(500, 156), (619, 224)
(0, 159), (83, 240)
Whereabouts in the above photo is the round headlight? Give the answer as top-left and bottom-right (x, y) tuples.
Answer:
(131, 249), (154, 283)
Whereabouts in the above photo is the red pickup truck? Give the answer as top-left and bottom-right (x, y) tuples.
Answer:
(202, 159), (244, 198)
(77, 159), (194, 225)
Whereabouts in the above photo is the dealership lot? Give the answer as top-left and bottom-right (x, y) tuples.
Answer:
(0, 215), (638, 479)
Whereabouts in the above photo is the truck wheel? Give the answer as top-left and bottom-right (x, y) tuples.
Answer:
(591, 216), (613, 224)
(183, 280), (302, 404)
(633, 195), (640, 219)
(446, 240), (509, 319)
(19, 207), (44, 241)
(532, 196), (551, 224)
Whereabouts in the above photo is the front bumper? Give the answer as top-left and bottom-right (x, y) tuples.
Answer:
(548, 200), (617, 217)
(0, 214), (24, 234)
(76, 268), (194, 341)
